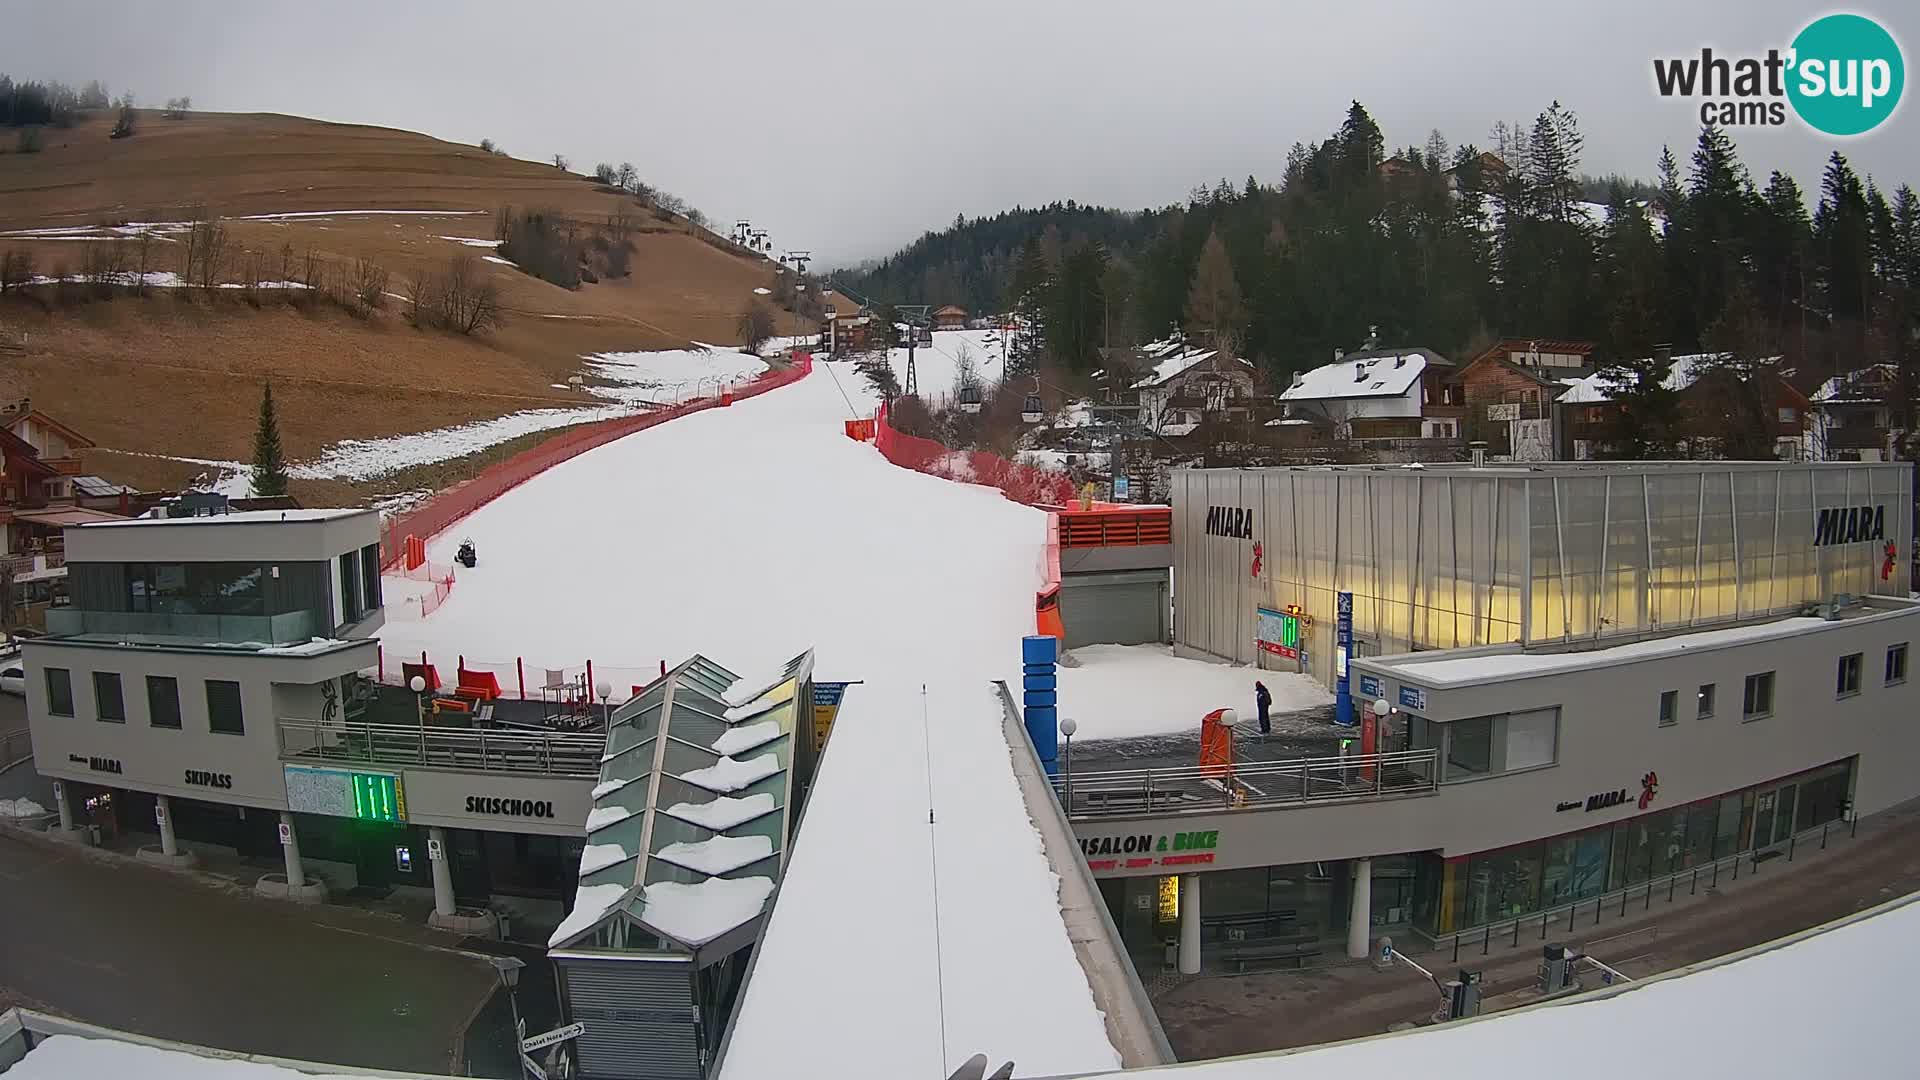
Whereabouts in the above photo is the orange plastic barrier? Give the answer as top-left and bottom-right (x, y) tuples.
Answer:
(844, 418), (877, 442)
(382, 355), (813, 566)
(1199, 708), (1235, 779)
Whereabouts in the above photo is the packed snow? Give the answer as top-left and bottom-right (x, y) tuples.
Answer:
(711, 720), (781, 756)
(679, 753), (780, 793)
(1056, 644), (1330, 741)
(382, 360), (1119, 1076)
(1104, 895), (1920, 1080)
(547, 881), (630, 947)
(664, 793), (776, 830)
(657, 833), (774, 874)
(639, 876), (775, 946)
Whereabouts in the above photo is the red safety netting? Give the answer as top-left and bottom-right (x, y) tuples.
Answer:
(871, 401), (1075, 506)
(381, 355), (813, 566)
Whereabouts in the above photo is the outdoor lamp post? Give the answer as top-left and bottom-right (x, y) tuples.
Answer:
(488, 955), (527, 1073)
(410, 674), (429, 762)
(1217, 707), (1240, 798)
(595, 681), (613, 730)
(1059, 716), (1077, 810)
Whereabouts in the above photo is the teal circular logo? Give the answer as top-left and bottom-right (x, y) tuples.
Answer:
(1787, 14), (1904, 136)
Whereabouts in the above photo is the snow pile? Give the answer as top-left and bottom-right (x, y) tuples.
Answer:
(712, 720), (781, 756)
(722, 691), (783, 722)
(591, 777), (635, 799)
(1055, 644), (1330, 741)
(657, 833), (774, 874)
(639, 877), (775, 946)
(584, 805), (634, 831)
(254, 637), (350, 656)
(664, 793), (776, 830)
(579, 842), (633, 876)
(0, 797), (49, 818)
(547, 881), (631, 947)
(438, 235), (500, 247)
(680, 753), (780, 793)
(581, 347), (768, 407)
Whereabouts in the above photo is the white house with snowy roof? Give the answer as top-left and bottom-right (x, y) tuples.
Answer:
(1278, 348), (1456, 439)
(1809, 363), (1899, 462)
(1556, 351), (1810, 462)
(1126, 337), (1258, 436)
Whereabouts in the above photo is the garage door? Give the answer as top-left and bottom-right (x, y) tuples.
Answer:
(1060, 570), (1168, 648)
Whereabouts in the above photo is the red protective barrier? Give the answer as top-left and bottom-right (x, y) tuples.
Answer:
(381, 355), (814, 566)
(871, 401), (1075, 507)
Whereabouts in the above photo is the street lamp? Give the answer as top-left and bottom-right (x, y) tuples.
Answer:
(1217, 708), (1240, 797)
(1059, 716), (1078, 809)
(595, 681), (613, 730)
(488, 955), (528, 1072)
(409, 674), (427, 722)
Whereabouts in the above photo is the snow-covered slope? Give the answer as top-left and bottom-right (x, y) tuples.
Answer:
(887, 328), (1011, 407)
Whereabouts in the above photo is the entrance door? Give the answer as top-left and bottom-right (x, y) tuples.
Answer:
(449, 829), (491, 906)
(1770, 784), (1798, 845)
(1752, 789), (1779, 850)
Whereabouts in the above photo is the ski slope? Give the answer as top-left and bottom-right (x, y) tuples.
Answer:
(888, 328), (1012, 408)
(383, 361), (1122, 1076)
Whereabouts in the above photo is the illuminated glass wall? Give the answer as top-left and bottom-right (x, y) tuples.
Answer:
(1173, 463), (1913, 685)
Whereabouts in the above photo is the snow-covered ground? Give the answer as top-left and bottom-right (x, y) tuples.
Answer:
(382, 361), (1122, 1075)
(1057, 644), (1330, 741)
(580, 346), (767, 406)
(887, 328), (1011, 408)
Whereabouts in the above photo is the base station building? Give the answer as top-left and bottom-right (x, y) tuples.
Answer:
(1068, 461), (1920, 967)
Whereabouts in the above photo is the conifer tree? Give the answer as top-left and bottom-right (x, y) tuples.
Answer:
(251, 382), (289, 497)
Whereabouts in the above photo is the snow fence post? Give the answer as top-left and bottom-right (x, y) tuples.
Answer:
(517, 658), (526, 701)
(1022, 635), (1060, 778)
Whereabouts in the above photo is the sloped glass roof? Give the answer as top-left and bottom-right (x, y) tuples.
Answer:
(548, 650), (812, 964)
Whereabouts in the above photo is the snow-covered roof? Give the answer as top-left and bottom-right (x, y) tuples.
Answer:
(549, 650), (809, 957)
(1159, 421), (1200, 437)
(1281, 350), (1431, 401)
(88, 507), (371, 527)
(1556, 352), (1784, 405)
(1128, 338), (1249, 389)
(1811, 364), (1897, 405)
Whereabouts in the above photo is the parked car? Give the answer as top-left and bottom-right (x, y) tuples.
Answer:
(0, 666), (25, 695)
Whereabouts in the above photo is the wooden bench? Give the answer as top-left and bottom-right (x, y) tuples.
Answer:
(1226, 939), (1324, 972)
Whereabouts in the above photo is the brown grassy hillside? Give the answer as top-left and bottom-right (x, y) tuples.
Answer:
(0, 109), (835, 501)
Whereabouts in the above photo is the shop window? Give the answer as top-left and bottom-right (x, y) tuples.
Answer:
(1503, 708), (1558, 769)
(1657, 690), (1678, 727)
(1742, 671), (1774, 720)
(1446, 716), (1493, 778)
(147, 675), (181, 729)
(1837, 653), (1863, 698)
(1697, 683), (1715, 719)
(93, 672), (126, 723)
(1886, 643), (1908, 686)
(1465, 844), (1543, 926)
(206, 679), (244, 735)
(45, 667), (73, 717)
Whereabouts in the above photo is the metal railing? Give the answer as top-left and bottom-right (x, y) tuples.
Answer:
(1054, 748), (1439, 819)
(1426, 814), (1862, 960)
(276, 717), (605, 778)
(46, 607), (321, 646)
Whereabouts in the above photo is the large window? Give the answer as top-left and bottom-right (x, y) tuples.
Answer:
(1658, 690), (1678, 727)
(45, 667), (73, 717)
(338, 552), (363, 623)
(1837, 653), (1863, 698)
(1743, 671), (1774, 720)
(206, 679), (244, 735)
(1887, 644), (1908, 686)
(128, 562), (266, 616)
(1503, 708), (1558, 769)
(92, 671), (125, 723)
(360, 544), (383, 612)
(147, 675), (181, 729)
(1446, 716), (1493, 777)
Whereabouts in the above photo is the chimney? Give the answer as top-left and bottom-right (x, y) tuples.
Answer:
(1469, 440), (1488, 467)
(1394, 354), (1406, 368)
(1334, 348), (1346, 362)
(1290, 373), (1306, 389)
(1653, 342), (1672, 366)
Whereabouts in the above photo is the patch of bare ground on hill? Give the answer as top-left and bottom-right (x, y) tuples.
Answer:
(0, 109), (827, 503)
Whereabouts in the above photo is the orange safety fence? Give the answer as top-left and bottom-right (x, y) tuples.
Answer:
(871, 401), (1077, 507)
(380, 354), (814, 567)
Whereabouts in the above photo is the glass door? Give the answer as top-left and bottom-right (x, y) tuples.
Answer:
(1752, 789), (1779, 850)
(1771, 784), (1798, 845)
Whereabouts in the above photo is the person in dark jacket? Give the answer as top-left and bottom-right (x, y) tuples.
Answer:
(1254, 680), (1272, 734)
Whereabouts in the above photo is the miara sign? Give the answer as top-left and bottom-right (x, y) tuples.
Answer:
(1813, 504), (1886, 547)
(1204, 506), (1254, 539)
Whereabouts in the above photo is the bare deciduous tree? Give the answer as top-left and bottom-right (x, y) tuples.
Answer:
(737, 301), (777, 354)
(616, 162), (637, 192)
(354, 257), (389, 310)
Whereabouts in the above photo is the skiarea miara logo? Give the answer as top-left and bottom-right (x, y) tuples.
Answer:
(1653, 13), (1904, 136)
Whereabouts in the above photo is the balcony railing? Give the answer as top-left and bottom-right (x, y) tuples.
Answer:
(277, 717), (605, 778)
(46, 608), (321, 645)
(1053, 747), (1439, 819)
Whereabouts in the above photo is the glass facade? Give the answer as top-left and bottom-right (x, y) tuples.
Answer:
(1412, 758), (1855, 935)
(1173, 463), (1913, 686)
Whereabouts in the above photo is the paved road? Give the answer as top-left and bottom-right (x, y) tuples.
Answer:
(0, 827), (498, 1074)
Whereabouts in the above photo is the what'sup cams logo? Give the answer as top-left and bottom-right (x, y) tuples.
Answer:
(1654, 13), (1904, 136)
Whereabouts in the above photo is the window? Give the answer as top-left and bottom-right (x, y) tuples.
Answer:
(339, 552), (363, 623)
(206, 679), (244, 735)
(1778, 406), (1798, 424)
(1743, 672), (1774, 720)
(1657, 690), (1678, 727)
(45, 667), (73, 717)
(1697, 683), (1716, 719)
(1446, 716), (1494, 778)
(147, 676), (181, 729)
(360, 544), (383, 611)
(127, 562), (265, 616)
(1503, 708), (1559, 770)
(1837, 652), (1863, 698)
(93, 671), (126, 723)
(1887, 644), (1909, 686)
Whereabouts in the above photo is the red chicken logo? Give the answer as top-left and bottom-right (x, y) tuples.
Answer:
(1251, 541), (1264, 579)
(1883, 541), (1897, 581)
(1638, 770), (1660, 810)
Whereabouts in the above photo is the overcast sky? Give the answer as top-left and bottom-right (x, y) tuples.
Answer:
(3, 1), (1914, 267)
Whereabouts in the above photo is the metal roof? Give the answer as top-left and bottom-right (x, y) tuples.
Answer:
(548, 649), (811, 965)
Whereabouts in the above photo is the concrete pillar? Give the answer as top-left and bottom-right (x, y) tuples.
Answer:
(429, 827), (456, 917)
(1347, 857), (1373, 960)
(279, 811), (306, 888)
(1178, 873), (1201, 975)
(155, 795), (178, 857)
(53, 780), (74, 833)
